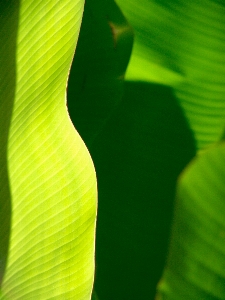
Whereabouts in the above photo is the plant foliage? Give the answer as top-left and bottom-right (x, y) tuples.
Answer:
(1, 0), (225, 300)
(1, 1), (97, 299)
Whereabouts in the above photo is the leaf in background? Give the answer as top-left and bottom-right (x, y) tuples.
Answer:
(67, 0), (133, 148)
(1, 1), (97, 299)
(115, 0), (225, 149)
(156, 142), (225, 299)
(0, 0), (20, 286)
(116, 0), (184, 85)
(91, 82), (195, 300)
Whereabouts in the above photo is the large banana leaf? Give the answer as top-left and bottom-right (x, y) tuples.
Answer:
(156, 141), (225, 299)
(0, 0), (19, 286)
(0, 1), (97, 299)
(116, 0), (225, 149)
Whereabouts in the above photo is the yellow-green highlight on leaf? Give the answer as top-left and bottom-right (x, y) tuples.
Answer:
(1, 0), (97, 299)
(0, 0), (20, 287)
(156, 142), (225, 299)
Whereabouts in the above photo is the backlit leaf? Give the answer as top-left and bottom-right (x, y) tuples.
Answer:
(0, 1), (97, 299)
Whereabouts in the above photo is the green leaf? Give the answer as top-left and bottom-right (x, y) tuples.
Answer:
(156, 142), (225, 299)
(116, 0), (184, 85)
(0, 0), (20, 285)
(67, 0), (133, 147)
(115, 0), (225, 149)
(1, 0), (97, 299)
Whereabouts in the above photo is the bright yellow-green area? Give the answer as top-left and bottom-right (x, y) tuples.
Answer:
(1, 1), (97, 299)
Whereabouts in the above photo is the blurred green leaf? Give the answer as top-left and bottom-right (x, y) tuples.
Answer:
(156, 142), (225, 299)
(0, 0), (97, 299)
(116, 0), (225, 149)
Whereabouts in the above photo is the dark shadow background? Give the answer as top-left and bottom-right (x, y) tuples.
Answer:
(68, 0), (133, 148)
(89, 82), (196, 300)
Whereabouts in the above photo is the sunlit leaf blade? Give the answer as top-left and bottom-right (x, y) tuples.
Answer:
(156, 142), (225, 299)
(67, 0), (133, 147)
(0, 0), (20, 286)
(1, 1), (97, 299)
(116, 0), (225, 149)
